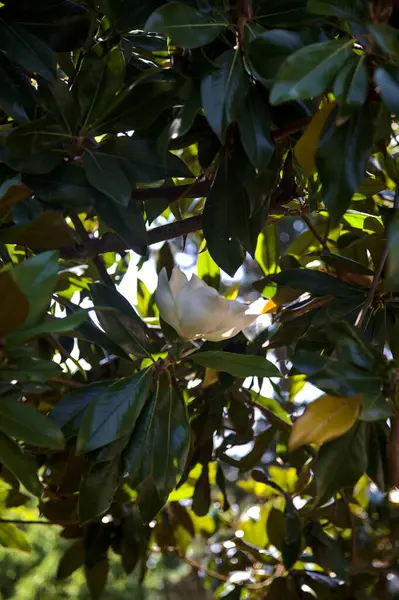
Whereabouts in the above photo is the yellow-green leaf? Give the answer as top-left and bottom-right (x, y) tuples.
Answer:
(294, 102), (336, 176)
(0, 522), (31, 552)
(288, 394), (361, 451)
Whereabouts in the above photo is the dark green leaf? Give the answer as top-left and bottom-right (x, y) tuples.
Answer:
(202, 146), (251, 276)
(85, 559), (109, 600)
(8, 310), (88, 344)
(0, 396), (65, 450)
(12, 250), (59, 329)
(0, 431), (42, 497)
(292, 350), (382, 397)
(271, 269), (361, 297)
(57, 539), (85, 579)
(124, 372), (190, 522)
(192, 464), (211, 517)
(238, 88), (274, 171)
(6, 117), (68, 160)
(0, 62), (29, 122)
(78, 458), (120, 522)
(74, 48), (126, 132)
(0, 22), (56, 81)
(221, 427), (275, 470)
(270, 40), (350, 105)
(255, 0), (320, 27)
(51, 381), (111, 432)
(77, 369), (152, 454)
(84, 149), (132, 206)
(201, 49), (248, 141)
(145, 2), (227, 49)
(333, 56), (368, 107)
(308, 0), (368, 21)
(95, 192), (148, 256)
(314, 422), (367, 504)
(375, 66), (399, 116)
(306, 521), (348, 582)
(371, 23), (399, 60)
(192, 351), (280, 378)
(93, 136), (192, 183)
(246, 30), (304, 88)
(316, 105), (374, 222)
(90, 283), (157, 357)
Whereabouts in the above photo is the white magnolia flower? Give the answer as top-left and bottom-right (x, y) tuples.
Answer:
(155, 267), (259, 342)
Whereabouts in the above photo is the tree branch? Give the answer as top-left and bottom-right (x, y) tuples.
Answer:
(60, 216), (203, 260)
(131, 180), (210, 203)
(70, 212), (116, 286)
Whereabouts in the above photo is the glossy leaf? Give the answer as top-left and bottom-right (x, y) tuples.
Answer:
(78, 458), (120, 522)
(289, 394), (361, 451)
(270, 40), (350, 104)
(246, 29), (304, 88)
(314, 422), (367, 503)
(0, 431), (42, 497)
(11, 250), (59, 329)
(307, 0), (368, 20)
(238, 88), (274, 171)
(8, 310), (88, 344)
(0, 396), (65, 450)
(124, 372), (190, 522)
(145, 2), (227, 49)
(0, 22), (56, 81)
(375, 66), (399, 116)
(90, 283), (157, 358)
(84, 150), (132, 206)
(333, 56), (368, 107)
(95, 192), (148, 256)
(192, 351), (280, 378)
(77, 368), (152, 454)
(201, 49), (248, 141)
(316, 105), (374, 222)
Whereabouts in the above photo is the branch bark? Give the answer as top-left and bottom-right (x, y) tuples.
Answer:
(60, 216), (203, 260)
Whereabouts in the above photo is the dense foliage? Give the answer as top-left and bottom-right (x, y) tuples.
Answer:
(3, 0), (399, 597)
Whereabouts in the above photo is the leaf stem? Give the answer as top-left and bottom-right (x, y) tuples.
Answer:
(302, 214), (329, 252)
(70, 212), (115, 288)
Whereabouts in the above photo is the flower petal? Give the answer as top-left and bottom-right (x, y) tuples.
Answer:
(204, 300), (259, 341)
(169, 266), (189, 296)
(175, 285), (228, 340)
(155, 268), (182, 335)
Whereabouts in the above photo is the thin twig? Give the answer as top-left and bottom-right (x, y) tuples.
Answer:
(341, 492), (357, 565)
(302, 214), (329, 252)
(0, 518), (80, 526)
(354, 244), (388, 328)
(70, 212), (115, 288)
(163, 546), (228, 582)
(60, 216), (203, 260)
(49, 377), (84, 388)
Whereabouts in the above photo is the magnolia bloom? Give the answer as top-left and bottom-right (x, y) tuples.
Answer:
(155, 267), (259, 342)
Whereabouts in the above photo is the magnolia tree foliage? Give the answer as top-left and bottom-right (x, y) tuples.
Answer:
(2, 0), (399, 597)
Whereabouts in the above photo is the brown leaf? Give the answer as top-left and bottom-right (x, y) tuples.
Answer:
(0, 212), (77, 249)
(0, 184), (31, 220)
(0, 269), (29, 336)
